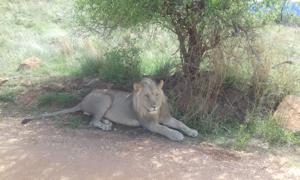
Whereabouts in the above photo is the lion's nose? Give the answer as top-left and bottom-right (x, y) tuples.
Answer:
(152, 105), (158, 110)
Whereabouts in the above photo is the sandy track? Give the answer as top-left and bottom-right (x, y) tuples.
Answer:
(0, 117), (298, 180)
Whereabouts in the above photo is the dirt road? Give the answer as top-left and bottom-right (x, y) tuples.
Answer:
(0, 115), (299, 180)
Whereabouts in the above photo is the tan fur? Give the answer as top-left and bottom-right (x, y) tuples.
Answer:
(22, 78), (198, 141)
(133, 79), (169, 122)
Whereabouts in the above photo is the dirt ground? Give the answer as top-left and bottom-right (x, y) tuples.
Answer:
(0, 108), (299, 180)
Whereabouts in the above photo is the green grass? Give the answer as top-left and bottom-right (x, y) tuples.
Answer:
(172, 103), (299, 149)
(0, 84), (24, 103)
(0, 0), (179, 79)
(253, 117), (298, 145)
(0, 0), (76, 76)
(37, 92), (79, 107)
(233, 113), (299, 149)
(0, 88), (17, 102)
(64, 115), (90, 129)
(75, 57), (103, 77)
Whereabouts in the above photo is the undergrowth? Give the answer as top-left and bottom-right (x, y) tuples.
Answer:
(99, 48), (142, 86)
(0, 88), (17, 102)
(37, 92), (79, 107)
(234, 112), (299, 149)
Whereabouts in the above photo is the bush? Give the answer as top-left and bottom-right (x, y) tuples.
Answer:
(151, 60), (177, 80)
(235, 113), (299, 148)
(78, 57), (103, 77)
(99, 47), (142, 86)
(253, 116), (298, 145)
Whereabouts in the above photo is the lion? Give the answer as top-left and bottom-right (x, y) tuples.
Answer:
(21, 78), (198, 141)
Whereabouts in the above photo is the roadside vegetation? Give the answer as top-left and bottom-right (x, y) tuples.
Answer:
(0, 0), (299, 149)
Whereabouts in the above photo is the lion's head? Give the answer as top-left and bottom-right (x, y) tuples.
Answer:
(132, 78), (170, 121)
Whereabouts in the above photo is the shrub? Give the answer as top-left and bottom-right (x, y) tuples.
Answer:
(99, 47), (142, 86)
(235, 113), (299, 147)
(151, 60), (177, 80)
(78, 57), (103, 77)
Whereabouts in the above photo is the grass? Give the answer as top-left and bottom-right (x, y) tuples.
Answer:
(0, 83), (24, 103)
(37, 92), (79, 107)
(234, 113), (299, 149)
(185, 112), (299, 150)
(0, 0), (179, 79)
(0, 0), (76, 76)
(253, 116), (298, 145)
(0, 88), (17, 102)
(76, 57), (103, 77)
(64, 115), (90, 129)
(171, 101), (299, 149)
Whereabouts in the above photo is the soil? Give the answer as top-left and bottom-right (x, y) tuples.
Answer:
(0, 110), (299, 180)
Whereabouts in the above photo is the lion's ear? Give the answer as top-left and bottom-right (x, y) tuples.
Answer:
(133, 83), (143, 92)
(158, 80), (164, 89)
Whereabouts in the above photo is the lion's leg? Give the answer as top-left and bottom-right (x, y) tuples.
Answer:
(90, 115), (112, 131)
(109, 118), (140, 127)
(89, 99), (112, 131)
(161, 117), (198, 137)
(140, 121), (184, 141)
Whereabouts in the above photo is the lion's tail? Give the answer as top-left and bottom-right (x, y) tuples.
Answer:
(21, 105), (81, 125)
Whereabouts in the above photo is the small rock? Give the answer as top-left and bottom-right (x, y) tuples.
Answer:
(0, 77), (8, 86)
(20, 80), (33, 87)
(17, 57), (41, 71)
(42, 83), (67, 92)
(274, 95), (300, 132)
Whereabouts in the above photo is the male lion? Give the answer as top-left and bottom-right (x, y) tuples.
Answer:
(22, 78), (198, 141)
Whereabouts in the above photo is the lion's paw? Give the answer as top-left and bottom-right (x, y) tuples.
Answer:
(187, 129), (198, 137)
(168, 131), (184, 141)
(91, 120), (112, 131)
(102, 120), (113, 131)
(101, 123), (112, 131)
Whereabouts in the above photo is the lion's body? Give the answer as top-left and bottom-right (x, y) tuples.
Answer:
(22, 78), (198, 141)
(85, 89), (140, 126)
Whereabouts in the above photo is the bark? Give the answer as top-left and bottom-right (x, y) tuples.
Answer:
(174, 24), (204, 79)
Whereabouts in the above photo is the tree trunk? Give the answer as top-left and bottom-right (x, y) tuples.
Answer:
(175, 25), (203, 80)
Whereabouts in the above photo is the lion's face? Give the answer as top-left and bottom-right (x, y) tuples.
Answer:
(133, 78), (165, 116)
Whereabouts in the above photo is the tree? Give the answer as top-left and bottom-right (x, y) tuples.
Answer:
(76, 0), (282, 80)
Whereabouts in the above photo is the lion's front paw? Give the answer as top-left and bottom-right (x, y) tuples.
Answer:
(168, 130), (184, 141)
(101, 123), (112, 131)
(91, 120), (112, 131)
(187, 129), (198, 137)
